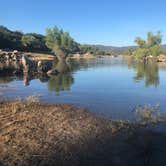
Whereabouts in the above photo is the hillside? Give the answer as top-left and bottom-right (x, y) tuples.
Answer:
(93, 44), (166, 55)
(94, 45), (137, 55)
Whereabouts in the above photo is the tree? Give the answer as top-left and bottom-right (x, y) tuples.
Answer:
(45, 26), (79, 61)
(0, 26), (23, 50)
(149, 45), (161, 57)
(133, 31), (162, 58)
(147, 31), (162, 47)
(79, 45), (100, 55)
(21, 35), (36, 47)
(127, 48), (134, 56)
(134, 37), (146, 48)
(0, 26), (49, 52)
(21, 33), (48, 51)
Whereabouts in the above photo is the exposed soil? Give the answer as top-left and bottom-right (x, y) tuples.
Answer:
(0, 100), (166, 166)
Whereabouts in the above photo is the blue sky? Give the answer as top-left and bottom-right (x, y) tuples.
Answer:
(0, 0), (166, 46)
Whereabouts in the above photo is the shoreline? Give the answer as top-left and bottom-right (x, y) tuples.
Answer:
(1, 49), (166, 62)
(1, 100), (166, 165)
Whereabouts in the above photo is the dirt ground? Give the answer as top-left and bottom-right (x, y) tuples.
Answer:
(0, 100), (166, 166)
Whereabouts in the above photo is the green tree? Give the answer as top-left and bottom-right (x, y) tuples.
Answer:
(147, 31), (162, 47)
(45, 26), (79, 61)
(149, 45), (161, 56)
(134, 37), (146, 48)
(133, 48), (149, 58)
(21, 35), (36, 47)
(79, 45), (100, 55)
(0, 26), (49, 51)
(133, 31), (162, 58)
(127, 48), (134, 56)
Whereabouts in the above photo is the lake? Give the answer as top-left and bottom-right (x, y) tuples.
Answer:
(0, 57), (166, 121)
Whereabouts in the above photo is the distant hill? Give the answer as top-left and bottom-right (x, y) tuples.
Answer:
(91, 44), (166, 55)
(161, 44), (166, 51)
(93, 45), (137, 55)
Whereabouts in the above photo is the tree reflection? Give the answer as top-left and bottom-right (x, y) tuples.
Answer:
(48, 73), (74, 94)
(129, 61), (159, 87)
(47, 60), (74, 94)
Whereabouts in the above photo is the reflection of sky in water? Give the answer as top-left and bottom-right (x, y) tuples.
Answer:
(1, 58), (166, 121)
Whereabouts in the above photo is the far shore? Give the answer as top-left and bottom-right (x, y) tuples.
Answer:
(26, 52), (116, 61)
(1, 49), (166, 63)
(0, 49), (117, 62)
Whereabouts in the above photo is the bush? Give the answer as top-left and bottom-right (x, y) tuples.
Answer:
(133, 48), (149, 59)
(149, 45), (161, 56)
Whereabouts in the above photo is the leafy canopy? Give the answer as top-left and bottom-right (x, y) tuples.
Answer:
(133, 31), (162, 57)
(45, 26), (79, 60)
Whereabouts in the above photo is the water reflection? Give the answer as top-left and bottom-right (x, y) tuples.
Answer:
(128, 61), (159, 87)
(0, 58), (162, 93)
(1, 58), (166, 121)
(48, 73), (74, 94)
(0, 59), (75, 93)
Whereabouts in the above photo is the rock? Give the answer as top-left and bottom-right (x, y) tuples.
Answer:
(13, 50), (19, 55)
(5, 54), (11, 61)
(47, 69), (58, 76)
(37, 61), (52, 73)
(0, 52), (5, 61)
(21, 55), (33, 73)
(6, 52), (12, 56)
(157, 55), (166, 63)
(12, 54), (21, 61)
(157, 58), (166, 62)
(11, 51), (22, 61)
(37, 61), (42, 71)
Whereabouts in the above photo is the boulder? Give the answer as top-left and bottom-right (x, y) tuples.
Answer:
(157, 58), (165, 62)
(0, 52), (5, 61)
(37, 61), (52, 73)
(11, 51), (22, 61)
(47, 69), (58, 76)
(12, 54), (21, 61)
(5, 54), (11, 61)
(6, 52), (12, 56)
(13, 50), (19, 55)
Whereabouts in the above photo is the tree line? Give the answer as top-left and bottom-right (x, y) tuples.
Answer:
(1, 25), (165, 60)
(0, 25), (106, 61)
(0, 26), (49, 52)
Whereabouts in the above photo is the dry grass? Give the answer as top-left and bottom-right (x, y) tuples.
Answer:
(0, 100), (117, 166)
(0, 100), (166, 166)
(71, 53), (96, 59)
(25, 52), (55, 61)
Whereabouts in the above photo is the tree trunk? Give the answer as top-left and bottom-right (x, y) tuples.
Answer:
(56, 48), (67, 62)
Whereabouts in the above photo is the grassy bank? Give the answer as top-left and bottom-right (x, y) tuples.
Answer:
(0, 100), (166, 166)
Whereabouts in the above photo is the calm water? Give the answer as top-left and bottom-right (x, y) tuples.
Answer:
(1, 57), (166, 121)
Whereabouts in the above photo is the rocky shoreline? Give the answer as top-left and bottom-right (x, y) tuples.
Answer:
(0, 50), (61, 76)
